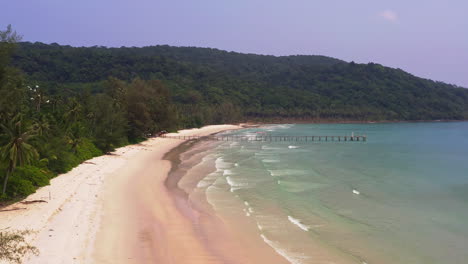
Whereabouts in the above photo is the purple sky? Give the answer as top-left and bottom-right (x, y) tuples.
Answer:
(3, 0), (468, 87)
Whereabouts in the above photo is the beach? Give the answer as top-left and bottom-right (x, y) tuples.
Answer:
(3, 122), (468, 264)
(0, 124), (287, 264)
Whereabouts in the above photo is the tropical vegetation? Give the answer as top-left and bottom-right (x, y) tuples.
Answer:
(1, 24), (468, 201)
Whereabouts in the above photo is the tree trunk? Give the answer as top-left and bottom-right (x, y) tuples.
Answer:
(2, 161), (14, 195)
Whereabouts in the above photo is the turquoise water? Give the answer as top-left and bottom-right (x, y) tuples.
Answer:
(190, 122), (468, 264)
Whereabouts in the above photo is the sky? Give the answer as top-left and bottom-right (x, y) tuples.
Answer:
(3, 0), (468, 87)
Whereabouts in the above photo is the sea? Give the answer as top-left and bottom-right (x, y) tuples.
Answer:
(174, 122), (468, 264)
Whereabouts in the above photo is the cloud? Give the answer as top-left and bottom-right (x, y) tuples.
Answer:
(379, 10), (398, 22)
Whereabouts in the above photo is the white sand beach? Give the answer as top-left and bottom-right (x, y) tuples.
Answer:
(1, 125), (284, 264)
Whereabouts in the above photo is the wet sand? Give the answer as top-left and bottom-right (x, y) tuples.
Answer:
(163, 140), (291, 264)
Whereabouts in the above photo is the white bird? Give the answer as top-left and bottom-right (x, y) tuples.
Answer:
(35, 85), (39, 88)
(352, 189), (360, 195)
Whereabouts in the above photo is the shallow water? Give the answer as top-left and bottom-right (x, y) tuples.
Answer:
(182, 122), (468, 264)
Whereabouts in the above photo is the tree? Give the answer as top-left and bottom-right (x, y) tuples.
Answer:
(65, 123), (84, 154)
(0, 24), (22, 68)
(0, 115), (38, 195)
(90, 94), (128, 152)
(0, 25), (26, 124)
(31, 114), (51, 137)
(63, 98), (82, 126)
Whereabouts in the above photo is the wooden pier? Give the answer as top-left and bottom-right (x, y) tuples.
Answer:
(160, 134), (367, 142)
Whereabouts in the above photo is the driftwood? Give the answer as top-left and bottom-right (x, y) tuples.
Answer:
(0, 207), (27, 212)
(20, 200), (47, 205)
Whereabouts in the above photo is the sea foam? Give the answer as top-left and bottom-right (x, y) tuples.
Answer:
(215, 157), (231, 170)
(257, 223), (263, 230)
(223, 169), (234, 176)
(268, 169), (306, 177)
(226, 176), (251, 192)
(260, 234), (307, 264)
(226, 176), (248, 187)
(288, 216), (310, 231)
(262, 159), (280, 163)
(243, 208), (251, 217)
(275, 124), (293, 129)
(196, 180), (212, 188)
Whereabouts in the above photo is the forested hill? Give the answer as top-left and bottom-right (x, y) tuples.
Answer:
(12, 42), (468, 124)
(1, 38), (468, 201)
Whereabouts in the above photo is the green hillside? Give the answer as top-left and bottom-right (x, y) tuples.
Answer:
(13, 42), (468, 125)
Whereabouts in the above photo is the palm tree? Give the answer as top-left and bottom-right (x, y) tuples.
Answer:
(32, 114), (50, 137)
(63, 98), (82, 125)
(0, 115), (38, 195)
(65, 123), (84, 154)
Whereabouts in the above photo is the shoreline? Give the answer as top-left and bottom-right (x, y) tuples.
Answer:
(164, 125), (366, 264)
(242, 119), (468, 125)
(2, 122), (466, 264)
(162, 137), (291, 264)
(2, 124), (269, 264)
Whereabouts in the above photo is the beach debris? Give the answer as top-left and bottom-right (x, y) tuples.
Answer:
(0, 207), (27, 212)
(352, 189), (360, 195)
(20, 200), (47, 205)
